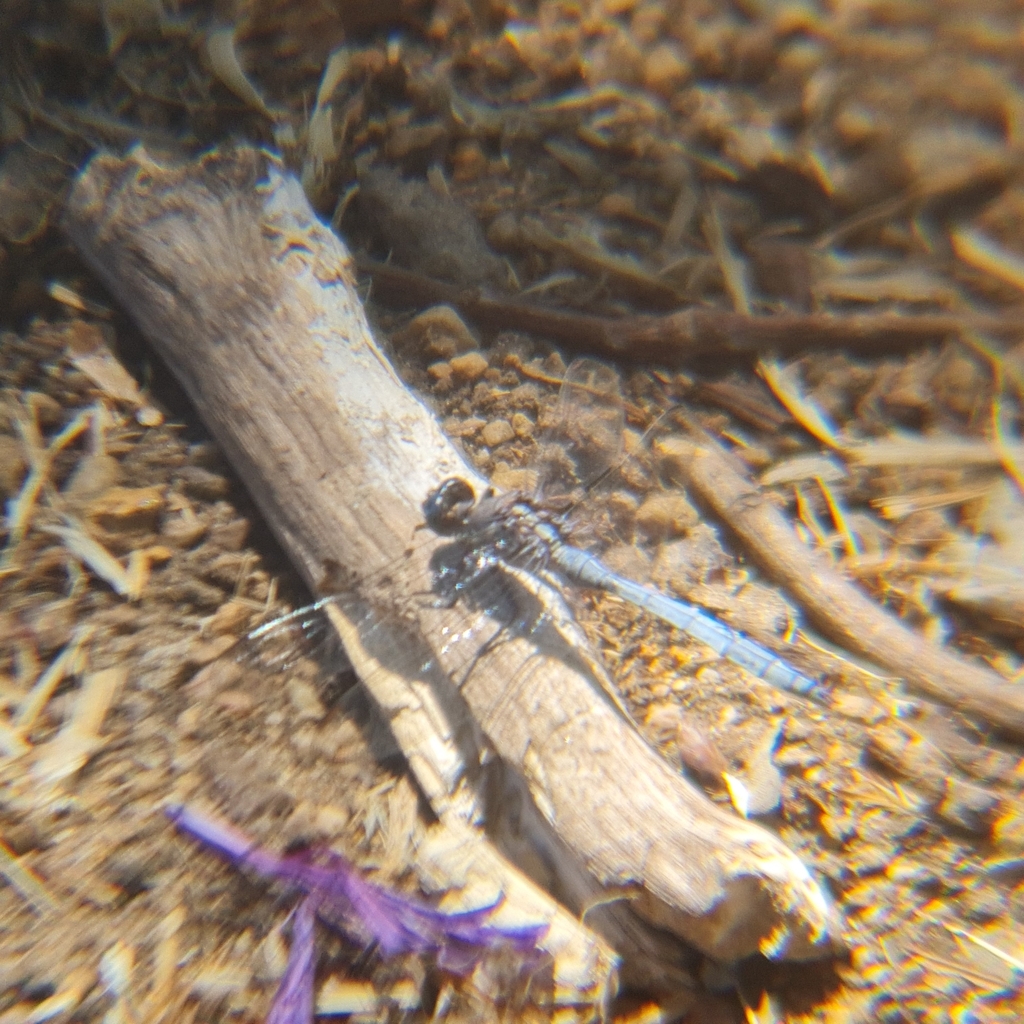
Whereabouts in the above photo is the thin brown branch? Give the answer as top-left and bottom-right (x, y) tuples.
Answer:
(359, 258), (1022, 365)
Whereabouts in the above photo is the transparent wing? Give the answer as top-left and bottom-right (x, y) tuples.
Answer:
(243, 597), (349, 672)
(535, 357), (625, 502)
(235, 530), (578, 733)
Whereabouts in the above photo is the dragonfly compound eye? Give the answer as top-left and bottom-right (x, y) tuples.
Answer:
(423, 477), (477, 535)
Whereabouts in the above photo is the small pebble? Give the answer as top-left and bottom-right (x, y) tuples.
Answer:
(643, 41), (691, 97)
(205, 599), (252, 637)
(480, 418), (515, 447)
(287, 677), (326, 721)
(636, 492), (700, 541)
(396, 304), (479, 356)
(136, 405), (164, 427)
(449, 351), (489, 383)
(215, 689), (256, 714)
(444, 416), (485, 438)
(427, 361), (454, 388)
(176, 466), (230, 500)
(490, 466), (538, 493)
(511, 412), (534, 438)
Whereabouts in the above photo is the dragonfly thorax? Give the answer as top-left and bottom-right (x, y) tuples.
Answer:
(423, 478), (554, 573)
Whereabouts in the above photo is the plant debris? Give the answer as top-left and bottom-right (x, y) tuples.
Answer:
(4, 0), (1024, 1021)
(169, 803), (549, 1024)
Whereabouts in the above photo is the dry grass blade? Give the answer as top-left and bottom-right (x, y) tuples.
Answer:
(205, 27), (277, 119)
(0, 835), (59, 915)
(13, 627), (93, 735)
(817, 477), (861, 560)
(100, 939), (139, 1024)
(758, 359), (843, 450)
(703, 199), (751, 316)
(943, 923), (1024, 976)
(315, 978), (379, 1015)
(4, 408), (93, 552)
(40, 522), (134, 597)
(32, 665), (128, 785)
(843, 435), (1024, 468)
(0, 717), (31, 757)
(139, 906), (186, 1022)
(991, 396), (1024, 497)
(17, 966), (93, 1020)
(952, 226), (1024, 296)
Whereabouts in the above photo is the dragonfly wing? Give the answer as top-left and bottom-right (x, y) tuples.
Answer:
(535, 357), (626, 501)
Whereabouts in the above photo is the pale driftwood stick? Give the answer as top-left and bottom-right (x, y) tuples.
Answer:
(658, 430), (1024, 740)
(64, 148), (621, 1008)
(63, 147), (838, 977)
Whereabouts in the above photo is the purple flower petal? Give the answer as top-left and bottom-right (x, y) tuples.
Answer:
(266, 895), (317, 1024)
(167, 803), (549, 970)
(275, 848), (547, 964)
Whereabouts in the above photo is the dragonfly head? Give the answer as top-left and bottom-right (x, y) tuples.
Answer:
(423, 477), (477, 536)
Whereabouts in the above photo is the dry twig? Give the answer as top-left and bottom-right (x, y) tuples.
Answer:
(658, 426), (1024, 740)
(359, 259), (1022, 365)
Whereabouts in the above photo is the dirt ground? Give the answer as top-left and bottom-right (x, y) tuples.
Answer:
(3, 1), (1024, 1022)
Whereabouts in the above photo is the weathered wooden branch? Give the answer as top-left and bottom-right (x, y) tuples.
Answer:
(63, 147), (839, 987)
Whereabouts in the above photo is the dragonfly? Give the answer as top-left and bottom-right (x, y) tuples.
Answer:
(419, 358), (827, 706)
(249, 357), (827, 709)
(422, 477), (825, 702)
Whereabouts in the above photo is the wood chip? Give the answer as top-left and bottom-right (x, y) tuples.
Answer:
(32, 665), (128, 785)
